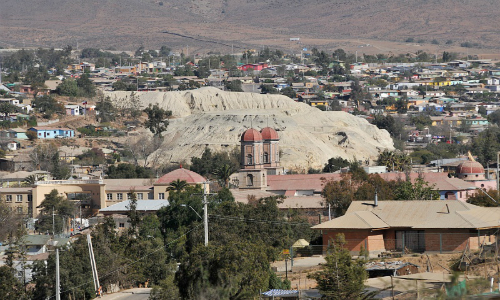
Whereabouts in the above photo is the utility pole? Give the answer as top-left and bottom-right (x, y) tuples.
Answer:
(52, 208), (56, 236)
(203, 182), (208, 246)
(56, 249), (60, 300)
(87, 234), (100, 297)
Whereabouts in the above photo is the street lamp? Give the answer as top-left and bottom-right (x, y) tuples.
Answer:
(180, 204), (202, 220)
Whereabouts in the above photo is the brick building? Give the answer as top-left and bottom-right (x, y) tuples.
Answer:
(313, 200), (500, 256)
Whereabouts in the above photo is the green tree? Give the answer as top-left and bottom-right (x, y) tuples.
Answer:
(321, 174), (357, 217)
(394, 177), (440, 200)
(106, 163), (153, 179)
(225, 80), (243, 92)
(191, 148), (239, 179)
(213, 164), (234, 188)
(260, 84), (279, 94)
(176, 241), (271, 300)
(377, 150), (410, 172)
(36, 189), (74, 234)
(0, 265), (25, 299)
(471, 128), (500, 165)
(0, 102), (18, 120)
(323, 156), (350, 173)
(51, 152), (70, 180)
(32, 95), (64, 118)
(127, 191), (140, 234)
(76, 73), (96, 97)
(144, 104), (172, 136)
(308, 234), (368, 299)
(281, 86), (296, 98)
(95, 95), (116, 123)
(167, 179), (189, 193)
(56, 78), (79, 97)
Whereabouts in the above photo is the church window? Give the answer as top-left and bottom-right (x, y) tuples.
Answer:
(247, 174), (254, 186)
(247, 154), (253, 165)
(264, 152), (269, 163)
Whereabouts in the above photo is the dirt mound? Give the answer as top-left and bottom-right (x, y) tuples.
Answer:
(104, 88), (394, 170)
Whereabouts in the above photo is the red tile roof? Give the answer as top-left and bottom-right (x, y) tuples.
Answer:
(155, 167), (206, 184)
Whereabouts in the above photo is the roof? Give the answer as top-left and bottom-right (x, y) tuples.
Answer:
(155, 167), (206, 185)
(241, 128), (263, 142)
(30, 127), (73, 131)
(260, 127), (279, 140)
(103, 178), (154, 186)
(313, 211), (389, 230)
(21, 235), (51, 246)
(231, 189), (325, 209)
(105, 185), (153, 192)
(315, 200), (500, 230)
(457, 161), (485, 174)
(99, 200), (169, 213)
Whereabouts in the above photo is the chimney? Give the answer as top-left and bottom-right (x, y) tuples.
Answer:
(374, 190), (378, 207)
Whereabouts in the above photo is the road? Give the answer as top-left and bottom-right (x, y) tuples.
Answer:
(99, 288), (151, 300)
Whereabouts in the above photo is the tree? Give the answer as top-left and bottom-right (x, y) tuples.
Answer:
(213, 164), (234, 188)
(225, 80), (243, 92)
(281, 87), (296, 98)
(127, 191), (140, 234)
(321, 174), (357, 217)
(472, 128), (500, 166)
(0, 266), (25, 299)
(95, 95), (115, 122)
(144, 104), (172, 136)
(126, 135), (163, 168)
(377, 150), (410, 172)
(176, 241), (271, 300)
(32, 95), (64, 118)
(394, 177), (440, 200)
(167, 179), (189, 193)
(260, 84), (279, 94)
(76, 73), (96, 97)
(22, 174), (45, 186)
(0, 199), (22, 241)
(323, 156), (350, 173)
(191, 148), (239, 180)
(36, 189), (74, 234)
(308, 234), (368, 299)
(56, 78), (79, 97)
(51, 152), (70, 180)
(0, 102), (18, 120)
(106, 163), (153, 179)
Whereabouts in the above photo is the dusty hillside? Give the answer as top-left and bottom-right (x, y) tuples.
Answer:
(104, 88), (394, 170)
(1, 0), (500, 53)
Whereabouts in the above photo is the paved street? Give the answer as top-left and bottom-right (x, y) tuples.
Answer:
(99, 288), (151, 300)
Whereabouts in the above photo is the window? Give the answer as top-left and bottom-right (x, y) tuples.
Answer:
(5, 195), (12, 202)
(246, 174), (254, 186)
(17, 207), (22, 213)
(28, 195), (32, 202)
(158, 193), (165, 200)
(247, 154), (253, 165)
(107, 193), (113, 200)
(117, 193), (123, 200)
(16, 195), (22, 202)
(127, 193), (132, 200)
(137, 193), (143, 200)
(119, 223), (125, 228)
(264, 152), (269, 163)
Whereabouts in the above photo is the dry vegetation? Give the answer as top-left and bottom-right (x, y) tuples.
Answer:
(2, 0), (500, 56)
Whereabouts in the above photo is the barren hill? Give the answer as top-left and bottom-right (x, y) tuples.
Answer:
(1, 0), (500, 52)
(105, 88), (394, 171)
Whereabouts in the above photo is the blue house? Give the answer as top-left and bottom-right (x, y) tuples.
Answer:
(28, 127), (75, 139)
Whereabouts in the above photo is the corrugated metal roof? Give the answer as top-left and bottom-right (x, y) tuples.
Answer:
(99, 200), (169, 212)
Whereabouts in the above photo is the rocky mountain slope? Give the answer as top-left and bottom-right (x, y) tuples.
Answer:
(1, 0), (500, 51)
(105, 88), (394, 171)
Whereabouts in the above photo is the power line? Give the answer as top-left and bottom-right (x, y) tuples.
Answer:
(50, 222), (204, 299)
(208, 214), (311, 226)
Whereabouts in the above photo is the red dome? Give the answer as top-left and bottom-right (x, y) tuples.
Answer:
(260, 127), (279, 140)
(241, 128), (263, 142)
(155, 167), (206, 184)
(456, 161), (484, 174)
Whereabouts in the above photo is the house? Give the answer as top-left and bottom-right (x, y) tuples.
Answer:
(28, 127), (75, 139)
(22, 235), (51, 255)
(313, 200), (500, 256)
(65, 104), (81, 116)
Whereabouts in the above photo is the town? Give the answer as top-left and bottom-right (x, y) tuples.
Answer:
(0, 44), (500, 299)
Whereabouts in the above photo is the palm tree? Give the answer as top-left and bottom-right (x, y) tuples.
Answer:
(22, 174), (45, 186)
(213, 164), (234, 188)
(166, 179), (188, 193)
